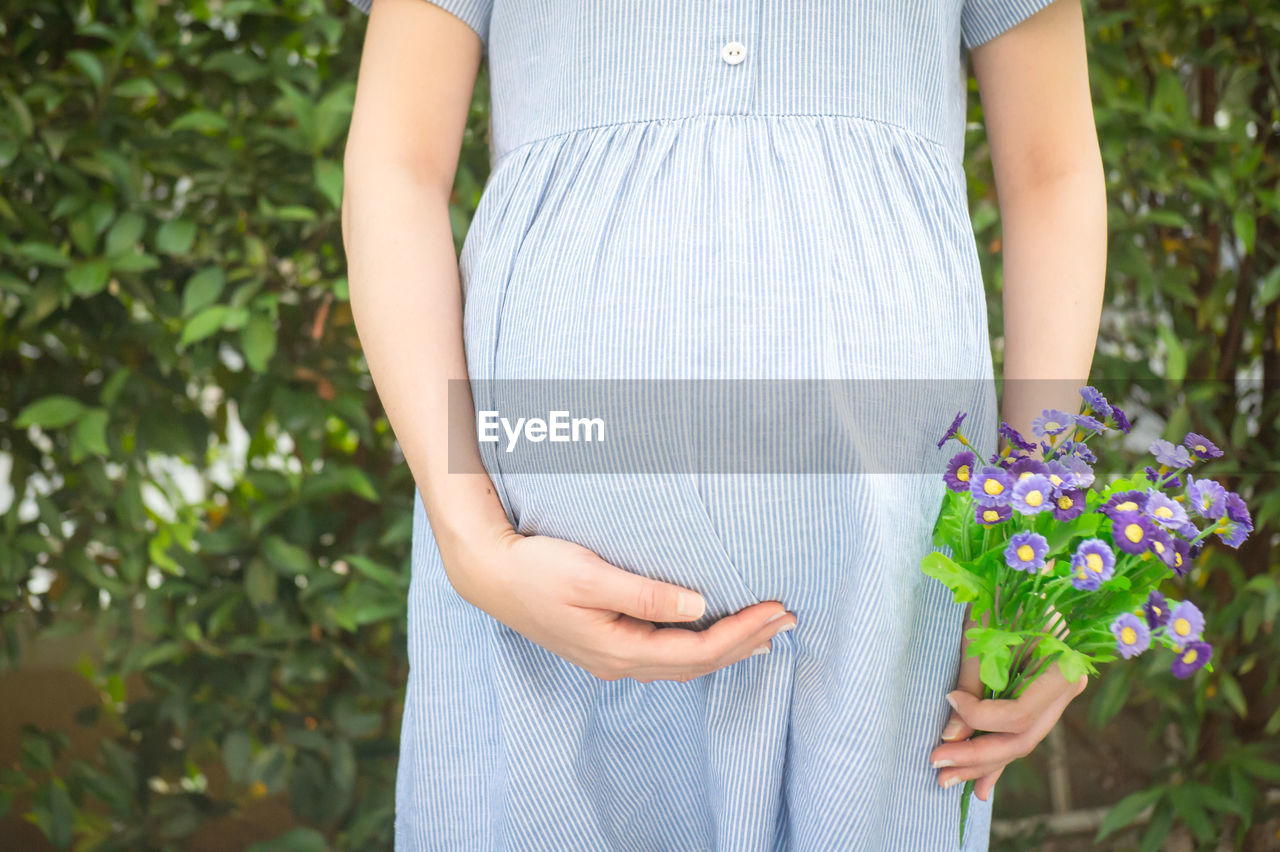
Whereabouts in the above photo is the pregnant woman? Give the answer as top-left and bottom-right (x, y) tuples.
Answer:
(341, 0), (1106, 848)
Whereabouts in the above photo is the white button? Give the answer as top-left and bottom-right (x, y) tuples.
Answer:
(721, 41), (747, 65)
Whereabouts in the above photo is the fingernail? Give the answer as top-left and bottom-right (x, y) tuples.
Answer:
(941, 721), (964, 741)
(677, 593), (705, 618)
(750, 646), (770, 657)
(932, 759), (955, 769)
(774, 621), (795, 633)
(942, 776), (961, 789)
(945, 693), (958, 711)
(764, 610), (789, 625)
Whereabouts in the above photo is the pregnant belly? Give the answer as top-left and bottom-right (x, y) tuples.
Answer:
(454, 118), (998, 622)
(459, 118), (992, 384)
(493, 468), (965, 647)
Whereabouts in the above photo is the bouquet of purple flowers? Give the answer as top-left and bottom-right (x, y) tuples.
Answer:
(926, 386), (1253, 846)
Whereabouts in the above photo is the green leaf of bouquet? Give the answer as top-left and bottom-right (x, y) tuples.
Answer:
(1096, 786), (1165, 841)
(979, 650), (1010, 693)
(1056, 648), (1094, 683)
(921, 551), (990, 606)
(963, 627), (1023, 693)
(1022, 635), (1096, 687)
(1044, 512), (1104, 553)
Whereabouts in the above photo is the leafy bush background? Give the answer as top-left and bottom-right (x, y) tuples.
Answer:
(0, 0), (1275, 849)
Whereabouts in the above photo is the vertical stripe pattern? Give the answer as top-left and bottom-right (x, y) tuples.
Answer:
(347, 0), (1060, 849)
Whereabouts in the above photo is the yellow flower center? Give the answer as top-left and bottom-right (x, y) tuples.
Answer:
(1174, 552), (1183, 568)
(957, 464), (970, 482)
(1121, 626), (1137, 644)
(1153, 540), (1165, 554)
(1154, 506), (1173, 519)
(1182, 648), (1198, 665)
(982, 509), (999, 523)
(1045, 420), (1061, 431)
(1075, 569), (1087, 581)
(1116, 500), (1138, 512)
(1058, 495), (1074, 510)
(1174, 618), (1191, 636)
(1194, 443), (1206, 453)
(1017, 544), (1035, 562)
(1049, 473), (1064, 487)
(1086, 553), (1104, 573)
(984, 478), (1004, 496)
(1125, 523), (1144, 543)
(1025, 490), (1043, 507)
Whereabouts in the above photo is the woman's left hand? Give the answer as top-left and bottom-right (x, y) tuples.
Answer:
(928, 619), (1089, 801)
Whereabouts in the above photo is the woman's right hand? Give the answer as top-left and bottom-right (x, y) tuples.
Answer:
(442, 528), (797, 683)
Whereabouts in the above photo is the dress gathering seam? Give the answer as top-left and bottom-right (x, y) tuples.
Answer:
(489, 111), (954, 173)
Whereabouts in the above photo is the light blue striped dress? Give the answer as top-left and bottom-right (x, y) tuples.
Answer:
(347, 1), (1057, 848)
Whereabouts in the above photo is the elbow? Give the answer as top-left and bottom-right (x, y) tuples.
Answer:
(996, 135), (1105, 204)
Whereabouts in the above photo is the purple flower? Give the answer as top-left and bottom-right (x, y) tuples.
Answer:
(1174, 520), (1199, 539)
(1074, 413), (1108, 433)
(1143, 591), (1170, 630)
(1144, 490), (1189, 529)
(1005, 531), (1049, 573)
(1010, 474), (1055, 515)
(1147, 525), (1177, 568)
(1051, 487), (1086, 521)
(1111, 613), (1151, 659)
(1008, 457), (1049, 480)
(1171, 641), (1212, 679)
(1031, 409), (1075, 437)
(1215, 491), (1253, 549)
(1080, 386), (1113, 418)
(1186, 475), (1227, 520)
(975, 502), (1013, 526)
(971, 466), (1013, 507)
(999, 421), (1037, 453)
(938, 411), (966, 449)
(1060, 455), (1095, 488)
(1111, 509), (1157, 555)
(1110, 405), (1132, 433)
(1069, 538), (1115, 590)
(1145, 465), (1182, 489)
(944, 451), (976, 493)
(1040, 460), (1073, 493)
(1061, 440), (1098, 464)
(1150, 439), (1194, 469)
(1183, 432), (1222, 461)
(1169, 537), (1192, 577)
(1101, 490), (1148, 519)
(1167, 600), (1205, 642)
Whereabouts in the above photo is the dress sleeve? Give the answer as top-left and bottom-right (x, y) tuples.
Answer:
(960, 0), (1058, 50)
(346, 0), (493, 49)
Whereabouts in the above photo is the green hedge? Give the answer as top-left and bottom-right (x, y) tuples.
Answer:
(0, 0), (1275, 849)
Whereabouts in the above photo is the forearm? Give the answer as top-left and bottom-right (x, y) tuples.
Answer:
(997, 162), (1107, 443)
(341, 159), (511, 567)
